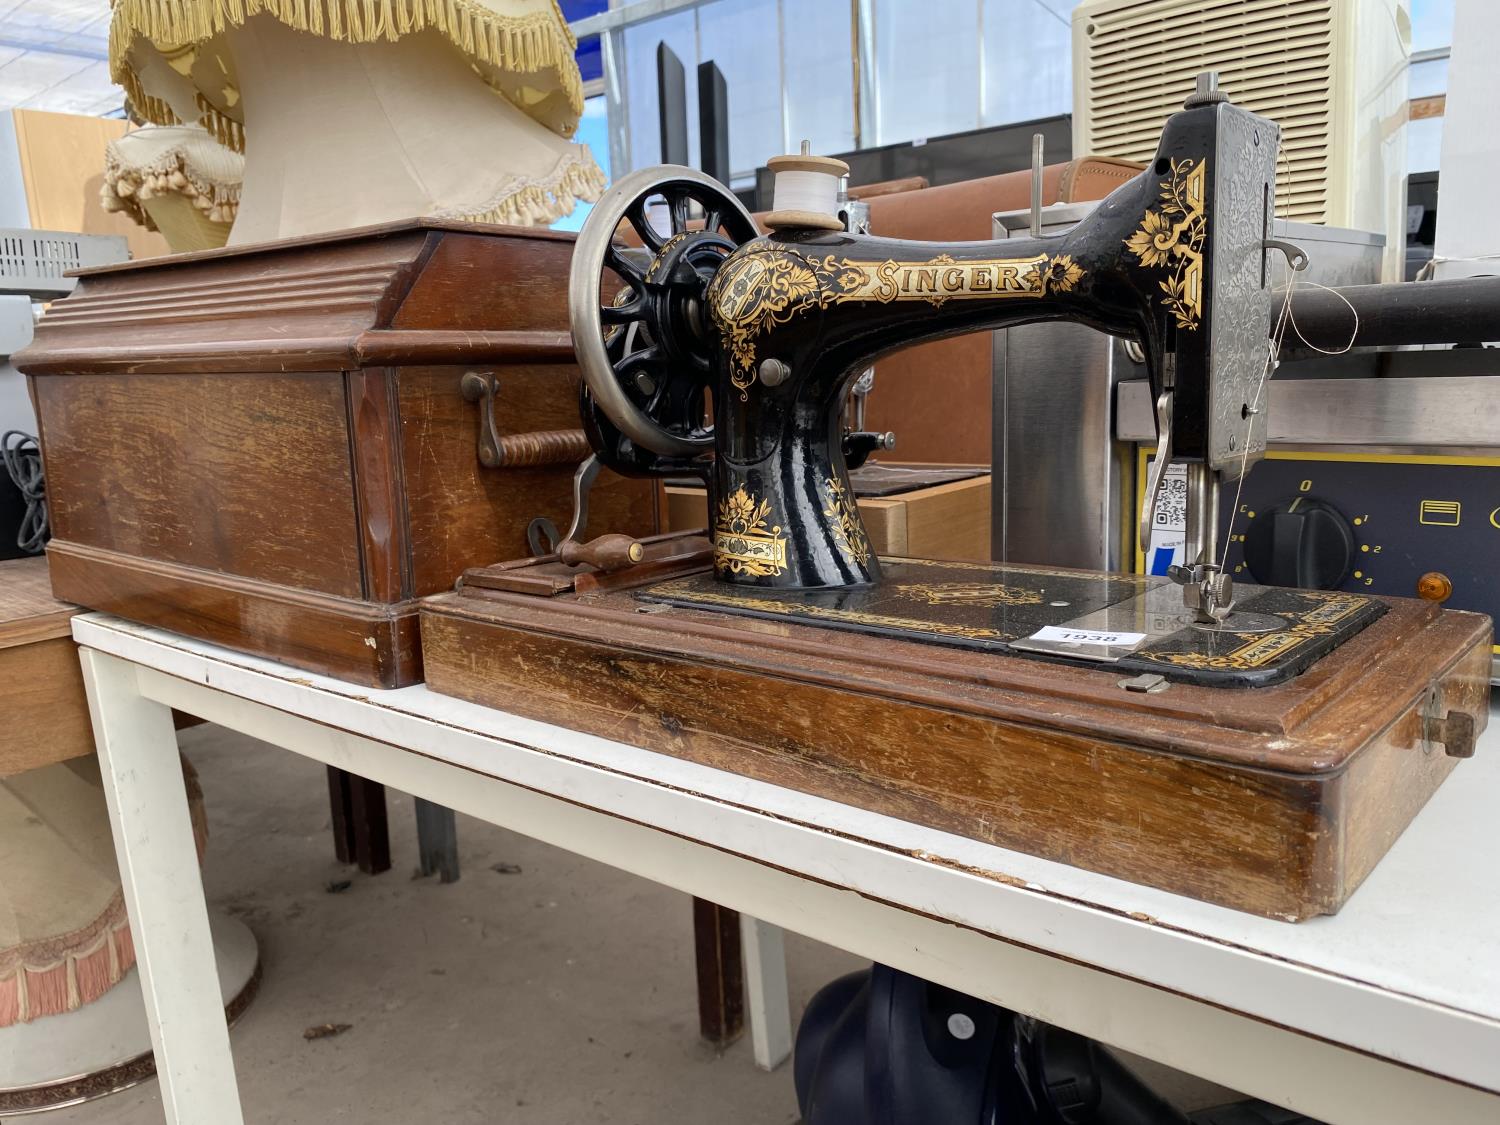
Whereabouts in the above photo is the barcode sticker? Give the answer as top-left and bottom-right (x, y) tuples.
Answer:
(1155, 469), (1187, 528)
(1029, 626), (1147, 647)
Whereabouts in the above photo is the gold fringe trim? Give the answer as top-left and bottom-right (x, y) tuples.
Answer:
(102, 143), (244, 231)
(110, 0), (582, 153)
(443, 149), (605, 228)
(198, 93), (245, 151)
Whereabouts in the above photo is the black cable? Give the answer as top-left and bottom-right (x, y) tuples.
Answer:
(2, 430), (47, 555)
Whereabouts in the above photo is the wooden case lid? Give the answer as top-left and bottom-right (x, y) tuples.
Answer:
(14, 219), (579, 377)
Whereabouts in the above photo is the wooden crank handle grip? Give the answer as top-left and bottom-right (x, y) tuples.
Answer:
(559, 533), (646, 572)
(495, 428), (592, 468)
(460, 372), (592, 468)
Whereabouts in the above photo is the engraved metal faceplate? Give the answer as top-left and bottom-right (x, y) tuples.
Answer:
(1207, 103), (1280, 476)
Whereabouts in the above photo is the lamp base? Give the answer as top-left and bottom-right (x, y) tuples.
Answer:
(0, 912), (260, 1114)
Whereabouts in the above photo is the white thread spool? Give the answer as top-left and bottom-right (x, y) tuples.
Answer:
(773, 171), (839, 217)
(766, 143), (850, 232)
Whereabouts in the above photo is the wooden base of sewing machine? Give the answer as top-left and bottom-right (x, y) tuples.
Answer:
(421, 555), (1491, 920)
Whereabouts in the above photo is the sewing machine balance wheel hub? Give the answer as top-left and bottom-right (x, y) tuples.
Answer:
(569, 165), (759, 466)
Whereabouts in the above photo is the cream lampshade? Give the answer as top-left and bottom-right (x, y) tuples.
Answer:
(108, 0), (604, 244)
(102, 123), (245, 252)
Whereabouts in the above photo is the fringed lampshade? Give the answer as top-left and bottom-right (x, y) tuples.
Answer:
(108, 0), (605, 243)
(102, 124), (245, 252)
(0, 757), (207, 1028)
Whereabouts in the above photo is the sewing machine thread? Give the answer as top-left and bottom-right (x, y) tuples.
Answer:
(766, 144), (849, 231)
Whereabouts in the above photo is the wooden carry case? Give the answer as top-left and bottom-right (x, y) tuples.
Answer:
(16, 219), (657, 687)
(420, 554), (1491, 921)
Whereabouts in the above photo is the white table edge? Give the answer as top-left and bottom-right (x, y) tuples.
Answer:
(73, 613), (1500, 1123)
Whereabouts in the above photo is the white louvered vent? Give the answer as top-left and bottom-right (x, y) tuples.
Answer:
(1078, 0), (1336, 224)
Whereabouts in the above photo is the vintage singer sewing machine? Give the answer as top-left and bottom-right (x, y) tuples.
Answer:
(421, 79), (1492, 920)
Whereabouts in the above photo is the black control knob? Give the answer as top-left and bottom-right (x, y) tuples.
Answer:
(1242, 497), (1356, 590)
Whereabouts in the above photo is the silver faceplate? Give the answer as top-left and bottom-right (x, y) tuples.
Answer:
(1207, 103), (1280, 476)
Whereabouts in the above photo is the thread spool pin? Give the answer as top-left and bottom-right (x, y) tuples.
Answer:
(1029, 133), (1044, 238)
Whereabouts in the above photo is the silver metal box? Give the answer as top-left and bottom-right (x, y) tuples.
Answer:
(0, 229), (128, 300)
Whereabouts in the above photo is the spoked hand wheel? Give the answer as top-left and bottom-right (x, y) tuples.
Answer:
(569, 166), (759, 461)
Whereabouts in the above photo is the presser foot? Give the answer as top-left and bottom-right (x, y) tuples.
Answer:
(1169, 563), (1235, 624)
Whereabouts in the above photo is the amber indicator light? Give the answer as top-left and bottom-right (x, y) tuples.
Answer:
(1416, 572), (1454, 603)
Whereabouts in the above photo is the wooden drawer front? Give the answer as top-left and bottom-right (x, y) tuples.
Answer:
(399, 366), (658, 596)
(0, 637), (93, 778)
(34, 372), (363, 598)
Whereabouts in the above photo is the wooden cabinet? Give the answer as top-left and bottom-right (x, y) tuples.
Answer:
(17, 220), (658, 687)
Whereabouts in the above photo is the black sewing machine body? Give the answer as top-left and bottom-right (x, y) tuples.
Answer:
(558, 85), (1430, 688)
(577, 93), (1280, 593)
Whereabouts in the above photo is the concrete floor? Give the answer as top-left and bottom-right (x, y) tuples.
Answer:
(45, 724), (1242, 1124)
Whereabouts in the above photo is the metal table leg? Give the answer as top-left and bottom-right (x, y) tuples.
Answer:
(415, 796), (460, 883)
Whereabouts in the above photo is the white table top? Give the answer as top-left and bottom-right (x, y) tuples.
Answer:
(74, 612), (1500, 1095)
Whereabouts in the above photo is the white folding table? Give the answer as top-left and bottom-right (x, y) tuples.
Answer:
(74, 612), (1500, 1125)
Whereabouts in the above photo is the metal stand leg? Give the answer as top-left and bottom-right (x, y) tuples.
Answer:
(80, 649), (244, 1125)
(414, 797), (460, 883)
(692, 898), (745, 1048)
(741, 916), (792, 1071)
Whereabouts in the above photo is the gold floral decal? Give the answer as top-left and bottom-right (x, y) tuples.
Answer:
(1141, 593), (1370, 670)
(892, 556), (1145, 586)
(705, 243), (1076, 398)
(919, 253), (961, 308)
(1146, 624), (1322, 670)
(894, 582), (1044, 608)
(1044, 254), (1084, 294)
(822, 476), (870, 567)
(706, 245), (870, 400)
(643, 231), (691, 283)
(646, 580), (1008, 641)
(714, 484), (787, 577)
(1124, 157), (1207, 330)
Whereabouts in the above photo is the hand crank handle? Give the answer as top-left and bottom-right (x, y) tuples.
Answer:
(559, 533), (646, 572)
(461, 371), (591, 468)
